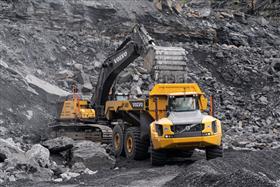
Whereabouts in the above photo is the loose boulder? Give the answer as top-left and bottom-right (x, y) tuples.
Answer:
(60, 171), (80, 181)
(42, 136), (74, 153)
(0, 138), (54, 182)
(0, 138), (25, 162)
(3, 152), (53, 182)
(71, 141), (115, 171)
(26, 144), (50, 168)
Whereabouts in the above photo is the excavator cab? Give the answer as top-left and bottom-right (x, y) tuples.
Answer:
(50, 86), (113, 143)
(78, 100), (96, 119)
(58, 98), (94, 120)
(58, 85), (96, 121)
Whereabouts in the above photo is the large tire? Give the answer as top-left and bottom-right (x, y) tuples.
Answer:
(206, 145), (223, 160)
(112, 124), (125, 157)
(151, 149), (167, 166)
(124, 127), (149, 160)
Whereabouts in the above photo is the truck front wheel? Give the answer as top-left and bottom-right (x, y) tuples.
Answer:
(151, 149), (167, 166)
(206, 145), (223, 160)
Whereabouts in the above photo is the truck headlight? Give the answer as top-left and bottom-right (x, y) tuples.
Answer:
(164, 135), (174, 138)
(203, 132), (211, 136)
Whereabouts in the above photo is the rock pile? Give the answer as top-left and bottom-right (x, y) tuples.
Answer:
(0, 138), (53, 183)
(166, 149), (280, 187)
(0, 137), (115, 184)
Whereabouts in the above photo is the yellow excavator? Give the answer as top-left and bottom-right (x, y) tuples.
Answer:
(51, 24), (223, 165)
(49, 85), (112, 143)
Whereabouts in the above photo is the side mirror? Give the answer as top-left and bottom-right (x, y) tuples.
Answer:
(166, 105), (171, 116)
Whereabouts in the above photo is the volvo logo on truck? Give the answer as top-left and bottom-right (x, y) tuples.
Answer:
(114, 51), (128, 64)
(130, 101), (144, 109)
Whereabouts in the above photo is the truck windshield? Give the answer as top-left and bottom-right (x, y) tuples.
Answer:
(169, 96), (197, 112)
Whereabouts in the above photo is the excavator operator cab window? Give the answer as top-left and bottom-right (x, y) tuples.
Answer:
(168, 95), (198, 112)
(115, 93), (129, 101)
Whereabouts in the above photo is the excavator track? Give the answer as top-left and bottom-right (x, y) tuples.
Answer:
(48, 122), (112, 144)
(144, 46), (187, 83)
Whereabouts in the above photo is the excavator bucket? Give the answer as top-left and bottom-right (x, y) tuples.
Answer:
(144, 46), (187, 83)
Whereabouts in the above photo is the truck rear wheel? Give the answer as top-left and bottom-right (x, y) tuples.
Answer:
(151, 149), (167, 166)
(206, 145), (223, 160)
(124, 127), (149, 160)
(112, 124), (125, 157)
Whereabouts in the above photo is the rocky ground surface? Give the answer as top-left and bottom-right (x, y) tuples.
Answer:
(5, 148), (280, 187)
(0, 0), (280, 186)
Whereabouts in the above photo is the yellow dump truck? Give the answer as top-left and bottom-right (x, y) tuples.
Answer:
(106, 83), (223, 165)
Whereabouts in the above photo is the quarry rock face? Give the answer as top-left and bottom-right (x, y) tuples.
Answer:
(0, 0), (280, 185)
(0, 0), (279, 149)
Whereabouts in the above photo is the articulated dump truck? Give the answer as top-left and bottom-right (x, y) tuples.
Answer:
(51, 24), (223, 165)
(106, 83), (223, 165)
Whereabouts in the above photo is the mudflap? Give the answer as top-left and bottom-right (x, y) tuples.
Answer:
(140, 111), (154, 142)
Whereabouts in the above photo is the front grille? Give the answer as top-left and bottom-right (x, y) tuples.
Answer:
(173, 131), (203, 138)
(171, 124), (204, 138)
(171, 124), (204, 133)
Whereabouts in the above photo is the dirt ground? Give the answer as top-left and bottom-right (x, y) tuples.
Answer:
(6, 148), (280, 187)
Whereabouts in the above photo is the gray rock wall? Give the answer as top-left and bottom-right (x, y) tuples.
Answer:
(0, 0), (279, 149)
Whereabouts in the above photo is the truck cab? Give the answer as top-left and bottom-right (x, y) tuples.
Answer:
(150, 92), (222, 158)
(147, 84), (222, 165)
